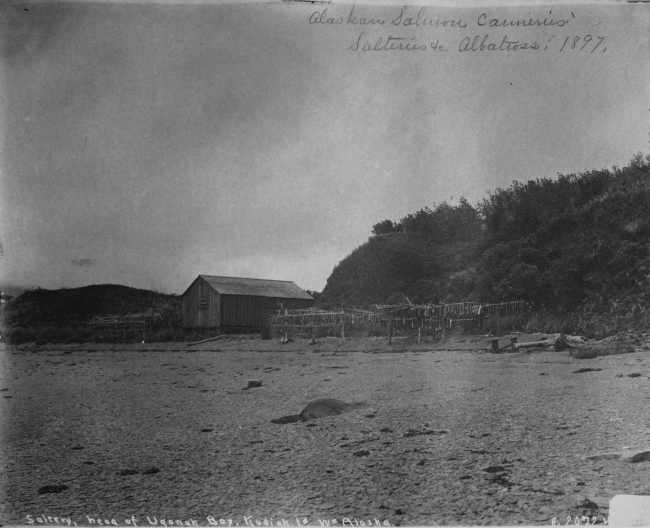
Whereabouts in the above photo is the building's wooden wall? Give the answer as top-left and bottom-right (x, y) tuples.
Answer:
(182, 277), (220, 328)
(220, 295), (313, 329)
(183, 278), (313, 329)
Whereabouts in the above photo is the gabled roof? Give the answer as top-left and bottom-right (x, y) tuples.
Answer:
(192, 275), (313, 300)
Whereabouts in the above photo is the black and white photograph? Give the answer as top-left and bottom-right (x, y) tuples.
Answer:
(1, 0), (649, 526)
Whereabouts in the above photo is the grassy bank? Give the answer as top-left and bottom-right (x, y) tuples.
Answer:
(481, 307), (650, 340)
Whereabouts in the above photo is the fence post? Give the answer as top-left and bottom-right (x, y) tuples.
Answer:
(418, 326), (421, 344)
(341, 321), (346, 339)
(388, 318), (392, 345)
(491, 339), (500, 353)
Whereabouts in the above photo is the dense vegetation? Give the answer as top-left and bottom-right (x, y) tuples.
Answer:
(2, 284), (182, 344)
(320, 153), (650, 332)
(4, 153), (650, 343)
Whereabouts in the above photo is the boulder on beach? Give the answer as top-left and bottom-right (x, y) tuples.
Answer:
(271, 398), (369, 424)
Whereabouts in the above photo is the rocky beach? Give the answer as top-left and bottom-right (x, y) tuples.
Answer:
(1, 334), (649, 526)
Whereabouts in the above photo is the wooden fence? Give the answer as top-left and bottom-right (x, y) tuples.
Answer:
(89, 312), (163, 340)
(269, 309), (379, 337)
(270, 301), (531, 339)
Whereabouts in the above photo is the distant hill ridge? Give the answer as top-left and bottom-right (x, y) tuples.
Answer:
(3, 284), (180, 328)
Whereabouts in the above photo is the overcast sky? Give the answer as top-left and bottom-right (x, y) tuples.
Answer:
(1, 2), (648, 294)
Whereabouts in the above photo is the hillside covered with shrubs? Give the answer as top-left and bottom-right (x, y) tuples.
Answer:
(320, 153), (650, 326)
(2, 284), (181, 344)
(4, 154), (650, 344)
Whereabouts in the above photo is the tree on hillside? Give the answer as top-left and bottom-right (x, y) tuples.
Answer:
(322, 154), (650, 312)
(372, 219), (401, 235)
(397, 199), (483, 244)
(305, 290), (321, 303)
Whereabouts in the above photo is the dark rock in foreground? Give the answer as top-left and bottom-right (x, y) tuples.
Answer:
(271, 398), (369, 424)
